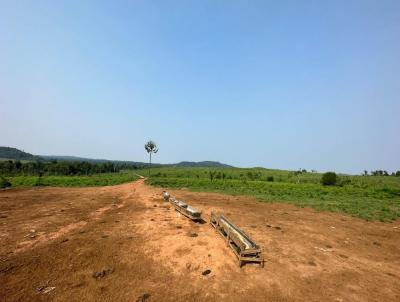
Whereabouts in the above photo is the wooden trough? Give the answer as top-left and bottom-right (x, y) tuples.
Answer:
(162, 191), (202, 221)
(210, 212), (263, 267)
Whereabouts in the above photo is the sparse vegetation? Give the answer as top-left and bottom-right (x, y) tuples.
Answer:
(140, 167), (400, 221)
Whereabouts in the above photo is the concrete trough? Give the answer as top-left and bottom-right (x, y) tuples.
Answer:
(210, 212), (263, 267)
(162, 191), (170, 201)
(172, 199), (202, 221)
(161, 191), (202, 221)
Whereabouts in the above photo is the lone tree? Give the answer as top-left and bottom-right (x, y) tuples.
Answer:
(144, 140), (158, 177)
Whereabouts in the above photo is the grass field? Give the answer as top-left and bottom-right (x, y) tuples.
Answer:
(2, 166), (400, 221)
(4, 171), (140, 187)
(140, 167), (400, 221)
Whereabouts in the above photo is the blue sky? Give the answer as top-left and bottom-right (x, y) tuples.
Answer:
(1, 0), (399, 174)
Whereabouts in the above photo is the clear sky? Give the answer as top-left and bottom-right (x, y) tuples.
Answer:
(1, 0), (399, 174)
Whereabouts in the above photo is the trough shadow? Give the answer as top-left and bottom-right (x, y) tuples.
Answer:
(194, 218), (207, 225)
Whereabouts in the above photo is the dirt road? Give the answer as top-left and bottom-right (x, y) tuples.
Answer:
(0, 179), (399, 301)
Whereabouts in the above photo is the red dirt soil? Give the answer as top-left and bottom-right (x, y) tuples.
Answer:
(0, 179), (399, 301)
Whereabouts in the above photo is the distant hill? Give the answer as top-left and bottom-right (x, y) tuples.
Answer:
(39, 155), (158, 168)
(172, 161), (232, 168)
(40, 155), (118, 164)
(40, 156), (232, 168)
(0, 147), (42, 161)
(1, 147), (233, 168)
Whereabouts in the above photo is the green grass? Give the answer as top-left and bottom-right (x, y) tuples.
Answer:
(5, 171), (140, 187)
(139, 167), (400, 222)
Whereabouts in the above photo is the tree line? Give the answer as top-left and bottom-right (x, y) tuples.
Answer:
(0, 160), (144, 176)
(363, 170), (400, 177)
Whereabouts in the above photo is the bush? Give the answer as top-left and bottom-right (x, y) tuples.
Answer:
(34, 176), (44, 186)
(338, 177), (351, 187)
(267, 176), (274, 182)
(0, 177), (12, 188)
(321, 172), (337, 186)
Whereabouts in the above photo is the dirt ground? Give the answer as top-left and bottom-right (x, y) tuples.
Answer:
(0, 179), (399, 301)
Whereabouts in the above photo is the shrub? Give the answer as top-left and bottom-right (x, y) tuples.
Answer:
(338, 177), (351, 187)
(267, 176), (274, 182)
(0, 177), (12, 188)
(209, 171), (216, 181)
(35, 176), (43, 186)
(321, 172), (337, 186)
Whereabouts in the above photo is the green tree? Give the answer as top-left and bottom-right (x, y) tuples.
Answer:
(321, 172), (337, 186)
(144, 140), (159, 177)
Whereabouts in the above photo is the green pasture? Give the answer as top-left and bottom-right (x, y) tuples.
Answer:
(4, 171), (139, 187)
(140, 167), (400, 221)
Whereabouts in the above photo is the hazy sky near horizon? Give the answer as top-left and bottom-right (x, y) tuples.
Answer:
(1, 1), (399, 174)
